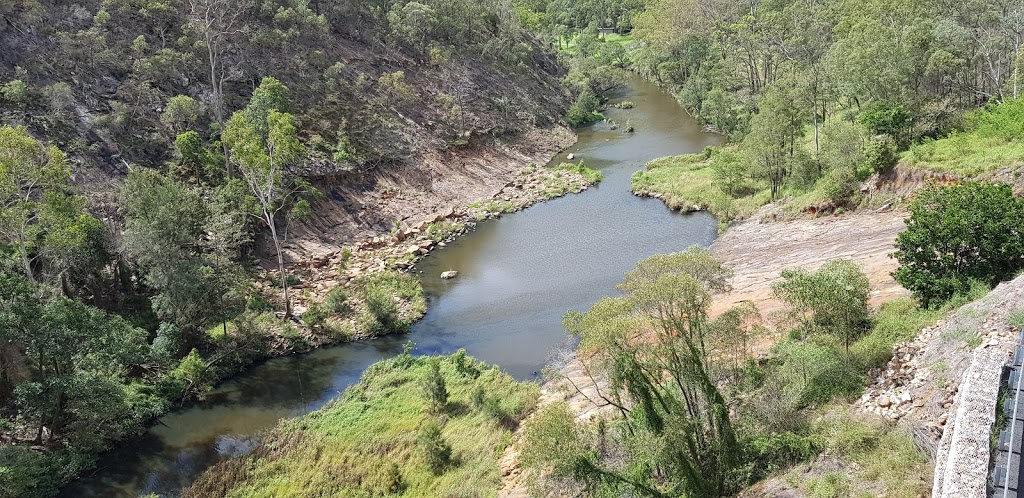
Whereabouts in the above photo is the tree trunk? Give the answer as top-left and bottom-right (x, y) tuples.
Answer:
(267, 213), (290, 317)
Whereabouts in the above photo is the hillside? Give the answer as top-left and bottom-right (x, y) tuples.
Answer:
(1, 0), (572, 244)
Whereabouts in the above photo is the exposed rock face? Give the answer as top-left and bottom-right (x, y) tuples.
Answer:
(440, 271), (458, 279)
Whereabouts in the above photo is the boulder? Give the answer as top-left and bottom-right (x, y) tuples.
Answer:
(441, 270), (459, 279)
(877, 395), (892, 408)
(566, 153), (575, 160)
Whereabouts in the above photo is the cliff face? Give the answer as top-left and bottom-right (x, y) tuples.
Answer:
(1, 0), (573, 249)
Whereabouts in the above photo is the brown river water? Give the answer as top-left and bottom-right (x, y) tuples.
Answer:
(61, 74), (723, 497)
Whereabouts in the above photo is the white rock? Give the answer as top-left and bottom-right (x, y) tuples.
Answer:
(441, 270), (459, 279)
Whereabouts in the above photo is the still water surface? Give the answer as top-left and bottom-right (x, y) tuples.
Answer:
(62, 75), (723, 497)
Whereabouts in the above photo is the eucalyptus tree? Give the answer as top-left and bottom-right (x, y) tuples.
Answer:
(223, 78), (319, 317)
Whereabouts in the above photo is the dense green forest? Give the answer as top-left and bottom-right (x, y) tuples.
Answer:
(4, 0), (1024, 496)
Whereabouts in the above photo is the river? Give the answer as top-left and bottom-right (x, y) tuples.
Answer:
(61, 75), (723, 497)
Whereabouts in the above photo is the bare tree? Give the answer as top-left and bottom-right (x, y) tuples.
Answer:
(188, 0), (247, 175)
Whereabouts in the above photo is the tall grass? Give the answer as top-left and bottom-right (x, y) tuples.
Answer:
(184, 352), (539, 498)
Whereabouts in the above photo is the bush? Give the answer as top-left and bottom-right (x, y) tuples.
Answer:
(818, 167), (858, 204)
(858, 135), (898, 178)
(966, 97), (1024, 141)
(416, 419), (452, 474)
(323, 287), (351, 316)
(565, 87), (601, 127)
(892, 181), (1024, 307)
(422, 361), (448, 413)
(302, 303), (328, 327)
(857, 101), (910, 138)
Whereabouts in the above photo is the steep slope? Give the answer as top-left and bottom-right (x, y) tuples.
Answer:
(0, 0), (573, 249)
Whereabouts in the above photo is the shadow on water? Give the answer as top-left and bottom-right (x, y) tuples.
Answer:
(61, 74), (723, 497)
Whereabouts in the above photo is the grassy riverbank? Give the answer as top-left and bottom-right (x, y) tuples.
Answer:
(631, 150), (770, 226)
(183, 351), (538, 498)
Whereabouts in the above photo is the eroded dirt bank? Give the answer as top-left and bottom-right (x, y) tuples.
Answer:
(284, 126), (577, 260)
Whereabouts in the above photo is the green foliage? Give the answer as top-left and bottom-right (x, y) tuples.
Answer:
(857, 101), (910, 138)
(893, 181), (1024, 307)
(183, 353), (539, 497)
(850, 299), (941, 370)
(773, 260), (871, 349)
(301, 303), (328, 327)
(168, 349), (213, 400)
(1, 80), (30, 108)
(0, 126), (85, 283)
(323, 287), (352, 316)
(354, 270), (426, 336)
(161, 95), (203, 134)
(565, 86), (601, 127)
(549, 248), (742, 497)
(966, 98), (1024, 142)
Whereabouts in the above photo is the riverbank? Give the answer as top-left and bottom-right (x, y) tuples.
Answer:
(496, 206), (913, 496)
(53, 130), (601, 498)
(181, 352), (539, 497)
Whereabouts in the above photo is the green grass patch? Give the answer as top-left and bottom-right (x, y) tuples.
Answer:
(901, 135), (1024, 176)
(553, 161), (604, 185)
(631, 151), (770, 225)
(850, 298), (942, 370)
(184, 352), (540, 498)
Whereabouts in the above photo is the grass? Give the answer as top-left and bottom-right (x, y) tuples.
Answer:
(901, 134), (1024, 176)
(184, 352), (540, 498)
(850, 298), (942, 370)
(631, 151), (771, 226)
(554, 161), (604, 185)
(796, 405), (932, 498)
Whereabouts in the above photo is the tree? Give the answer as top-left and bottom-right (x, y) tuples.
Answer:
(122, 169), (212, 335)
(773, 260), (871, 349)
(416, 418), (451, 475)
(187, 0), (247, 174)
(223, 80), (318, 317)
(555, 247), (742, 497)
(160, 95), (203, 136)
(0, 271), (148, 445)
(422, 360), (448, 413)
(892, 181), (1024, 307)
(745, 85), (805, 201)
(0, 126), (72, 283)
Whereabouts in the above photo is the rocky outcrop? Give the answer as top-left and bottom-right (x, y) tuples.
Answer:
(855, 275), (1024, 497)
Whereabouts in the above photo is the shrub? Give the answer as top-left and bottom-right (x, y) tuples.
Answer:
(857, 100), (910, 138)
(818, 167), (858, 204)
(323, 287), (351, 316)
(422, 361), (448, 413)
(565, 87), (601, 127)
(416, 419), (451, 474)
(892, 181), (1024, 307)
(364, 286), (399, 329)
(966, 97), (1024, 141)
(150, 322), (182, 362)
(859, 135), (898, 178)
(302, 303), (328, 327)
